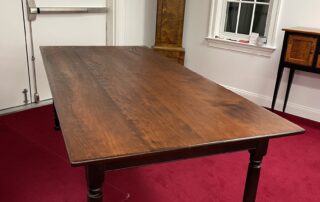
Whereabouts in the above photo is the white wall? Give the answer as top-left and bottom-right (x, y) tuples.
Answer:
(183, 0), (320, 122)
(115, 0), (157, 46)
(26, 0), (107, 102)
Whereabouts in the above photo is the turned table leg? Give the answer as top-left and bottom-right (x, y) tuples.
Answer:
(243, 140), (269, 202)
(53, 103), (61, 131)
(86, 165), (105, 202)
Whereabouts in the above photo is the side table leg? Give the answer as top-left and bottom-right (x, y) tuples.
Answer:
(271, 66), (285, 110)
(283, 69), (295, 112)
(53, 103), (61, 131)
(243, 140), (269, 202)
(86, 165), (105, 202)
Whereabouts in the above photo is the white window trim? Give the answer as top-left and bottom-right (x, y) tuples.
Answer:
(219, 0), (272, 39)
(206, 0), (282, 57)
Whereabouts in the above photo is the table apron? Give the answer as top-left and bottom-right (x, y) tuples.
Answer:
(91, 139), (265, 171)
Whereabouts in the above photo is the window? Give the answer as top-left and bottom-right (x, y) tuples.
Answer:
(222, 0), (271, 39)
(207, 0), (282, 56)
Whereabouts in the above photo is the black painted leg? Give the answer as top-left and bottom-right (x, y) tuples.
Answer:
(86, 165), (105, 202)
(243, 140), (269, 202)
(53, 103), (61, 131)
(282, 69), (295, 112)
(271, 66), (285, 110)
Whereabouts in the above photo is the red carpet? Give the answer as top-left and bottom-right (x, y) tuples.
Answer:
(0, 105), (319, 202)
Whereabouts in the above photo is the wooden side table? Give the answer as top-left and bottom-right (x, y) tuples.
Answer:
(271, 27), (320, 112)
(153, 0), (186, 65)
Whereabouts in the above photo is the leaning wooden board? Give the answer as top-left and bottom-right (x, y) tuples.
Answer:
(41, 46), (304, 202)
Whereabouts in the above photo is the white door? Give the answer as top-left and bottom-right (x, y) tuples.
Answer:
(0, 0), (31, 110)
(25, 0), (108, 102)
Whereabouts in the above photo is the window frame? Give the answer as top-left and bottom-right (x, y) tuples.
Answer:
(220, 0), (272, 40)
(206, 0), (282, 56)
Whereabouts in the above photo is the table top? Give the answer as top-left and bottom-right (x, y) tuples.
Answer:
(283, 27), (320, 35)
(41, 46), (304, 166)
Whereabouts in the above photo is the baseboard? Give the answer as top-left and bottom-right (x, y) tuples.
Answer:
(222, 85), (320, 122)
(0, 99), (53, 116)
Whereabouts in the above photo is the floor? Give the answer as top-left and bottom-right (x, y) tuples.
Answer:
(0, 105), (319, 202)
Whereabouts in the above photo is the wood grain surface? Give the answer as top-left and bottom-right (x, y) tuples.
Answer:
(154, 0), (186, 64)
(155, 0), (185, 47)
(41, 46), (304, 166)
(285, 35), (317, 66)
(283, 27), (320, 35)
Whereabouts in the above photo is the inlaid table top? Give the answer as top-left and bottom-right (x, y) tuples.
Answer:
(41, 46), (304, 166)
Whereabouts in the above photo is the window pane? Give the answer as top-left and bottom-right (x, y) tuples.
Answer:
(238, 3), (254, 35)
(257, 0), (270, 2)
(225, 2), (239, 33)
(252, 5), (269, 36)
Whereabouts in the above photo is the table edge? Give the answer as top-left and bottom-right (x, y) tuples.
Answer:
(70, 129), (304, 168)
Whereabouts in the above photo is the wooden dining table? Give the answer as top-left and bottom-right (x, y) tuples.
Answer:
(41, 46), (304, 202)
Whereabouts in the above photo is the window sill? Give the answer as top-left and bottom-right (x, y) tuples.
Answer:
(205, 37), (276, 57)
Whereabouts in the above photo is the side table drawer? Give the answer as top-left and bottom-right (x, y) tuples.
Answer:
(285, 35), (317, 66)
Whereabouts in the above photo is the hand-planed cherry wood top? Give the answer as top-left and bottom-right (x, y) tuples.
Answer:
(41, 46), (304, 166)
